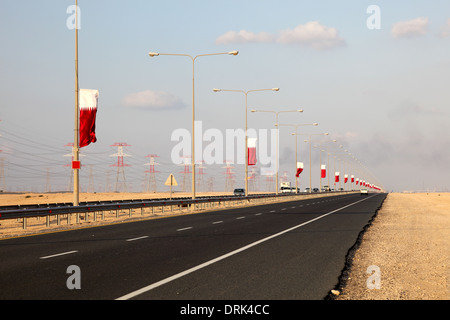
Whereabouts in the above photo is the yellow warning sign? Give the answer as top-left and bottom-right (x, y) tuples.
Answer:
(164, 174), (178, 186)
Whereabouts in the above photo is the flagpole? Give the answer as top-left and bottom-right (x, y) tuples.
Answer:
(73, 0), (80, 206)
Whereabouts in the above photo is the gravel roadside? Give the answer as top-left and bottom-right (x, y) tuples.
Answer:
(332, 192), (449, 300)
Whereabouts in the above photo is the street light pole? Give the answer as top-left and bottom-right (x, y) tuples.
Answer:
(213, 88), (279, 196)
(73, 0), (80, 206)
(279, 123), (318, 193)
(251, 109), (303, 195)
(149, 51), (238, 199)
(299, 133), (329, 192)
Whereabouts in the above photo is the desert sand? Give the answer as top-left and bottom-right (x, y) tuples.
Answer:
(335, 192), (449, 300)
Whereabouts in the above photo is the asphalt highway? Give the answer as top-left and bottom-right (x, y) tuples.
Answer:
(0, 192), (386, 301)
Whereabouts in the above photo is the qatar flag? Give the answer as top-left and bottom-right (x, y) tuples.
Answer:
(344, 174), (348, 183)
(247, 138), (257, 166)
(79, 89), (99, 148)
(355, 178), (359, 185)
(335, 172), (340, 182)
(321, 164), (326, 178)
(296, 162), (304, 177)
(351, 175), (354, 183)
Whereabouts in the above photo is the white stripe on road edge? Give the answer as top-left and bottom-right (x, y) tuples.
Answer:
(40, 251), (78, 260)
(126, 236), (149, 242)
(212, 221), (223, 224)
(116, 194), (377, 300)
(177, 227), (192, 232)
(236, 216), (245, 220)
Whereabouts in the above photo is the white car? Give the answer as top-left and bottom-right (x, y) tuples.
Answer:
(360, 189), (368, 195)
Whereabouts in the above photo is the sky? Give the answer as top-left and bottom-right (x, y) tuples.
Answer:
(0, 0), (449, 194)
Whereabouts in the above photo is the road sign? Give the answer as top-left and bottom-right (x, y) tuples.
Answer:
(164, 174), (178, 186)
(165, 174), (177, 200)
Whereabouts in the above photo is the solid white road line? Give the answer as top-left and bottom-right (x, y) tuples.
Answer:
(212, 221), (223, 224)
(236, 216), (245, 220)
(116, 194), (377, 300)
(40, 251), (78, 260)
(126, 236), (149, 242)
(177, 227), (192, 232)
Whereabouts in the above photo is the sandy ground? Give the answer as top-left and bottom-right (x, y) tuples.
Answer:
(334, 192), (449, 300)
(1, 191), (449, 300)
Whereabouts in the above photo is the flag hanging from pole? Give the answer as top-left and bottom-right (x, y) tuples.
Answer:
(351, 175), (354, 183)
(296, 162), (304, 177)
(335, 172), (340, 182)
(321, 164), (326, 178)
(344, 174), (348, 183)
(248, 138), (257, 166)
(79, 89), (99, 148)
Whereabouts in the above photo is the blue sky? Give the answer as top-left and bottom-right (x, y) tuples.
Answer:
(1, 0), (449, 193)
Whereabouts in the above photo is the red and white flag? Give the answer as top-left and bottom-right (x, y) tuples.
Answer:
(79, 89), (99, 148)
(344, 174), (348, 183)
(321, 164), (326, 178)
(351, 175), (354, 183)
(355, 178), (359, 185)
(248, 138), (257, 166)
(335, 172), (340, 182)
(296, 162), (304, 177)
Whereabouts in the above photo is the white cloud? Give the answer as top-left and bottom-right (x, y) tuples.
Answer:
(215, 30), (275, 45)
(439, 18), (450, 38)
(215, 22), (345, 50)
(391, 17), (428, 38)
(122, 90), (185, 110)
(276, 21), (346, 50)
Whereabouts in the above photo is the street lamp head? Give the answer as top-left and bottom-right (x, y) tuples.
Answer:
(298, 109), (304, 113)
(213, 88), (221, 92)
(272, 88), (280, 91)
(251, 109), (256, 112)
(313, 123), (318, 126)
(324, 133), (329, 135)
(148, 52), (159, 57)
(228, 51), (239, 56)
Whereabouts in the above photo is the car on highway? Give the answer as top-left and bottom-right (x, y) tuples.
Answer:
(313, 188), (319, 192)
(233, 188), (245, 196)
(360, 189), (368, 195)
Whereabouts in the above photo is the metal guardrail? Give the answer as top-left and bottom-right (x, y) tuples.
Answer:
(0, 191), (353, 230)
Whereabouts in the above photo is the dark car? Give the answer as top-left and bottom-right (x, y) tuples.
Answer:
(233, 188), (245, 196)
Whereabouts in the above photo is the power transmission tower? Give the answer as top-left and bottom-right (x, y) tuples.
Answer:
(207, 176), (214, 193)
(265, 170), (275, 192)
(110, 143), (131, 192)
(144, 154), (159, 192)
(223, 160), (235, 192)
(196, 160), (206, 193)
(248, 166), (258, 193)
(178, 155), (191, 193)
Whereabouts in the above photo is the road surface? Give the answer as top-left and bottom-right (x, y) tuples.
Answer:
(0, 192), (386, 301)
